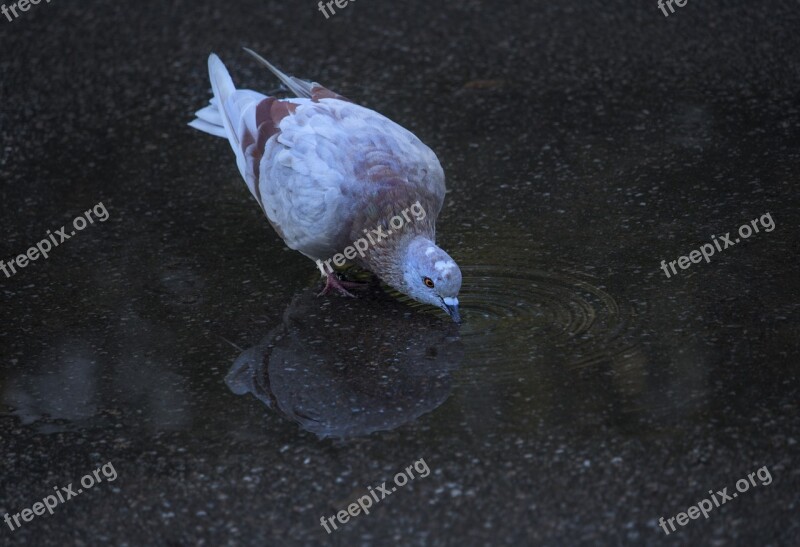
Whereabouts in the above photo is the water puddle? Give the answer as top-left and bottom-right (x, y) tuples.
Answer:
(225, 287), (463, 438)
(401, 255), (642, 375)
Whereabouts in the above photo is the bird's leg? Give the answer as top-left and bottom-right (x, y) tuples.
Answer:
(317, 273), (367, 298)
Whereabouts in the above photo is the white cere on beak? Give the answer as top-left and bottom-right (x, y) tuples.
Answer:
(434, 260), (456, 273)
(443, 297), (459, 307)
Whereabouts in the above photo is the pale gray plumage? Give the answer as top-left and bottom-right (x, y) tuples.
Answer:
(189, 51), (462, 321)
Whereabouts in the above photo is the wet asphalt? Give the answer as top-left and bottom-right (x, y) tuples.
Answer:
(1, 0), (799, 545)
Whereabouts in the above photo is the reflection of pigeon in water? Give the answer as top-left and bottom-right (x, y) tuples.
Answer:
(225, 287), (463, 438)
(189, 50), (462, 322)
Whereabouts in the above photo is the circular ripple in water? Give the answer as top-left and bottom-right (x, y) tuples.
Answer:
(404, 264), (639, 371)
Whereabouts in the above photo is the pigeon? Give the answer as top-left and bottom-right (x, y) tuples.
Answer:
(189, 50), (462, 322)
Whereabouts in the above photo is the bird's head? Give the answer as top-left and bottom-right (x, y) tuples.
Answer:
(401, 237), (462, 323)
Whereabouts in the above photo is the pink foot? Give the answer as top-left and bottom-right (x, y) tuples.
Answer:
(317, 274), (368, 297)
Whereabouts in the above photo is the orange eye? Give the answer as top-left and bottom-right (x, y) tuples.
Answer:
(423, 277), (435, 288)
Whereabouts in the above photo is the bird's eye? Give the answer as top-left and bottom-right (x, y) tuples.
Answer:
(423, 277), (435, 288)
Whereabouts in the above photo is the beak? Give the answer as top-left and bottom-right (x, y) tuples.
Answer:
(443, 297), (461, 324)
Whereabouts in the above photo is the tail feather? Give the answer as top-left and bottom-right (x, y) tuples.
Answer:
(189, 54), (267, 186)
(187, 118), (226, 138)
(243, 47), (314, 99)
(190, 53), (305, 214)
(193, 104), (223, 126)
(207, 54), (238, 145)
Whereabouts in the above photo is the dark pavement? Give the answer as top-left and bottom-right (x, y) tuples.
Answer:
(1, 0), (799, 545)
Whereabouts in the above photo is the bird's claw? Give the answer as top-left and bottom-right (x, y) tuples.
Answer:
(317, 274), (366, 298)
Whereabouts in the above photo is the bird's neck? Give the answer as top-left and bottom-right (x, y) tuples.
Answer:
(346, 192), (438, 289)
(363, 231), (434, 293)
